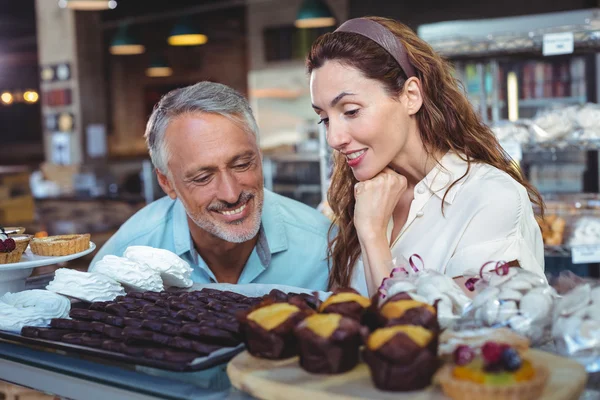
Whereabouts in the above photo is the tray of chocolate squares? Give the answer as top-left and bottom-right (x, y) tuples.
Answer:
(0, 288), (285, 371)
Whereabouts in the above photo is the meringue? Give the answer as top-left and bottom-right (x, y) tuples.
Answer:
(0, 290), (70, 332)
(123, 246), (193, 288)
(92, 255), (163, 292)
(47, 268), (125, 302)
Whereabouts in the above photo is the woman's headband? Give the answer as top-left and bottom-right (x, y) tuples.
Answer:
(334, 18), (416, 78)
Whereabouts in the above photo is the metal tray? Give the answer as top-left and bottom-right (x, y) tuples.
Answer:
(0, 330), (244, 372)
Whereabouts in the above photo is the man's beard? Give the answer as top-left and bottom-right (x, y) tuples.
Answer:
(187, 191), (263, 243)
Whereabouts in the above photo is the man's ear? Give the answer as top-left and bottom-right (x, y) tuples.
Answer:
(156, 169), (177, 199)
(403, 77), (423, 116)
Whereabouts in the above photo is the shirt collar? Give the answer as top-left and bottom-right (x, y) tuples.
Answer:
(172, 189), (289, 261)
(422, 151), (469, 205)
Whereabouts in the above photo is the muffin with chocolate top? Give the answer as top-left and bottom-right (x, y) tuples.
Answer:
(363, 325), (439, 391)
(319, 288), (371, 322)
(294, 313), (362, 374)
(377, 295), (439, 332)
(238, 299), (313, 359)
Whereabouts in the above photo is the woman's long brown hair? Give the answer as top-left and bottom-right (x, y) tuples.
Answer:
(307, 16), (545, 289)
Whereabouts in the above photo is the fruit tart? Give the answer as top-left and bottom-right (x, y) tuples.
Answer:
(0, 228), (31, 264)
(437, 341), (549, 400)
(30, 233), (90, 256)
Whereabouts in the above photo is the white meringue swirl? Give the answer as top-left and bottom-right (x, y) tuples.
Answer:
(124, 246), (193, 288)
(46, 268), (125, 302)
(0, 290), (71, 332)
(92, 255), (164, 292)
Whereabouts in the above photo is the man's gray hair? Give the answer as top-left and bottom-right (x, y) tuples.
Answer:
(144, 81), (259, 175)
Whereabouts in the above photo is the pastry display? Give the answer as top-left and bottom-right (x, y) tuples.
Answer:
(318, 288), (370, 321)
(437, 342), (549, 400)
(536, 214), (566, 246)
(568, 217), (600, 246)
(92, 255), (164, 292)
(462, 265), (555, 344)
(294, 313), (362, 374)
(0, 290), (70, 332)
(20, 287), (272, 366)
(363, 324), (439, 391)
(46, 268), (126, 302)
(552, 283), (600, 370)
(123, 246), (193, 288)
(238, 299), (314, 359)
(30, 233), (90, 256)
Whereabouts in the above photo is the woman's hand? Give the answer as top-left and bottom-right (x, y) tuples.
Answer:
(354, 167), (407, 242)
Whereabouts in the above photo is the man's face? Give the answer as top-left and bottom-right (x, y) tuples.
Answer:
(158, 112), (264, 243)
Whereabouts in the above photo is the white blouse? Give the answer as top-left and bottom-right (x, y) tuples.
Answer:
(351, 151), (544, 296)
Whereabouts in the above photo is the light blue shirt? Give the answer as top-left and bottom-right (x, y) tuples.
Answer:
(91, 189), (331, 291)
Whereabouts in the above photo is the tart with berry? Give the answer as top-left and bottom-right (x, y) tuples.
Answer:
(30, 233), (90, 256)
(437, 341), (549, 400)
(0, 227), (31, 264)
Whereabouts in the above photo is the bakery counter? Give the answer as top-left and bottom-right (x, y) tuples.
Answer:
(0, 338), (596, 400)
(0, 339), (248, 400)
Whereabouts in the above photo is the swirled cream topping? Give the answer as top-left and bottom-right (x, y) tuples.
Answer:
(123, 246), (193, 288)
(46, 268), (125, 302)
(0, 290), (71, 332)
(92, 255), (164, 292)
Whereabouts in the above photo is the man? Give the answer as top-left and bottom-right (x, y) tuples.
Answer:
(91, 82), (330, 291)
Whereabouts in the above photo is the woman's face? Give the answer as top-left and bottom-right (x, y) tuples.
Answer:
(310, 60), (413, 181)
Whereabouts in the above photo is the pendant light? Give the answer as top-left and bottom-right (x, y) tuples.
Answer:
(146, 56), (173, 78)
(110, 25), (145, 55)
(295, 0), (336, 29)
(58, 0), (117, 10)
(168, 17), (208, 46)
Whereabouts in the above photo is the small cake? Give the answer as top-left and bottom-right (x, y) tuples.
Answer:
(376, 293), (439, 332)
(363, 324), (440, 391)
(30, 233), (90, 256)
(0, 234), (31, 264)
(294, 313), (362, 374)
(319, 288), (371, 322)
(437, 342), (548, 400)
(439, 327), (530, 358)
(238, 300), (314, 359)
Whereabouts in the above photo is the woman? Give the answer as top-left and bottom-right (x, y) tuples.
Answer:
(307, 17), (544, 296)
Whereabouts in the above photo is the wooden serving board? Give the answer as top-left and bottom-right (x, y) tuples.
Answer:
(227, 349), (587, 400)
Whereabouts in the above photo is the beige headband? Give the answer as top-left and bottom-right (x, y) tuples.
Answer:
(335, 18), (416, 78)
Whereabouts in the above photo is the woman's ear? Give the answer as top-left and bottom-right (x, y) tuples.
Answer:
(403, 77), (423, 116)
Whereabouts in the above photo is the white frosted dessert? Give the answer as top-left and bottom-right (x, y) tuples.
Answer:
(46, 268), (125, 302)
(0, 290), (70, 332)
(92, 255), (164, 292)
(123, 246), (193, 288)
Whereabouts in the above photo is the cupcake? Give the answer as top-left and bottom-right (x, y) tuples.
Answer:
(319, 288), (371, 322)
(363, 324), (440, 391)
(377, 293), (439, 332)
(238, 299), (313, 359)
(294, 313), (362, 374)
(436, 341), (549, 400)
(0, 234), (31, 264)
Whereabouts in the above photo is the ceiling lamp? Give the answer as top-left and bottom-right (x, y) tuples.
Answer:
(110, 25), (145, 55)
(295, 0), (336, 28)
(58, 0), (117, 10)
(168, 18), (208, 46)
(23, 91), (39, 104)
(0, 92), (13, 105)
(146, 56), (173, 78)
